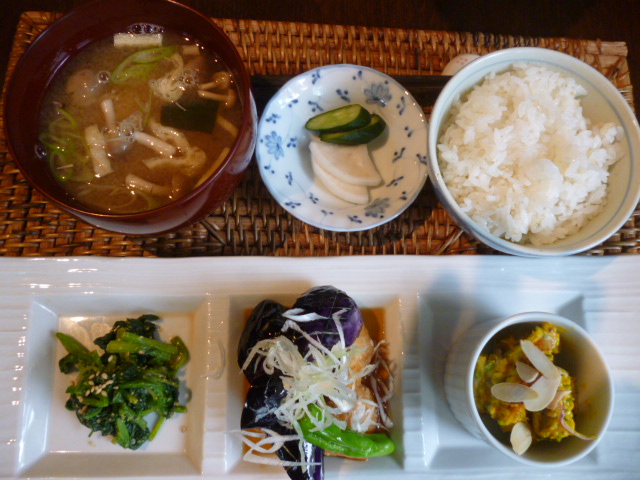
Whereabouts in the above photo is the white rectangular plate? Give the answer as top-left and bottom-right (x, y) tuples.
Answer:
(0, 255), (638, 480)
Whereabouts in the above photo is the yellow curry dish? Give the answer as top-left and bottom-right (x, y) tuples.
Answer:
(474, 322), (596, 455)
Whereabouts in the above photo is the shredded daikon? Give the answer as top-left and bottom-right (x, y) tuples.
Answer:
(243, 318), (392, 434)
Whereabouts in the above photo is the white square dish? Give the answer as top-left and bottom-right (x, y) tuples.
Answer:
(223, 290), (417, 476)
(18, 294), (211, 477)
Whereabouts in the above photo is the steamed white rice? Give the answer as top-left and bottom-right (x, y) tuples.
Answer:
(438, 62), (623, 245)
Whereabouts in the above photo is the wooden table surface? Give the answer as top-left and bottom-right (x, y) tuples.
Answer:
(2, 0), (640, 110)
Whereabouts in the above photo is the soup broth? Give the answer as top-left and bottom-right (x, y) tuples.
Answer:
(38, 27), (243, 214)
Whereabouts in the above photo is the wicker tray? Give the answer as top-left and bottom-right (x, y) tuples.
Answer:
(1, 12), (638, 256)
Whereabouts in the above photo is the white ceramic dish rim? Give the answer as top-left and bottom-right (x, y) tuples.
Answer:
(256, 63), (429, 232)
(1, 255), (638, 480)
(461, 311), (615, 467)
(427, 47), (640, 257)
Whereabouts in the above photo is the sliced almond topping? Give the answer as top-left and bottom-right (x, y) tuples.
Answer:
(491, 382), (539, 403)
(547, 389), (571, 411)
(520, 340), (561, 382)
(523, 373), (561, 412)
(510, 422), (532, 455)
(516, 361), (540, 383)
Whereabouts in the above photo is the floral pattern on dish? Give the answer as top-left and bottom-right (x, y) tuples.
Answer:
(256, 64), (428, 232)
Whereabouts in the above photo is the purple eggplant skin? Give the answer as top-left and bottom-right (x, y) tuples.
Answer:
(238, 288), (364, 378)
(278, 435), (324, 480)
(238, 299), (289, 384)
(241, 375), (288, 430)
(251, 418), (324, 480)
(292, 285), (364, 350)
(241, 376), (325, 480)
(238, 286), (363, 480)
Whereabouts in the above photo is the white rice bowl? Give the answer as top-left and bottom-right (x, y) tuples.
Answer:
(438, 62), (623, 246)
(428, 47), (640, 256)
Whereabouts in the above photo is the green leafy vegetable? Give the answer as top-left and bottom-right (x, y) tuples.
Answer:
(56, 314), (190, 450)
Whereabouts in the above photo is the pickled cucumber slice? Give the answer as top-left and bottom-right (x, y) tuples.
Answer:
(305, 104), (371, 133)
(320, 114), (386, 145)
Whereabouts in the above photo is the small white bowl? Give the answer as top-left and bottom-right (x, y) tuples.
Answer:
(256, 64), (429, 232)
(428, 47), (640, 256)
(444, 312), (614, 467)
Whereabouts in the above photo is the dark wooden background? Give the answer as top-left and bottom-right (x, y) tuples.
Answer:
(2, 0), (640, 110)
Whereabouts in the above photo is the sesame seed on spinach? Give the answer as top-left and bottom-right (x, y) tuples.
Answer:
(56, 314), (190, 450)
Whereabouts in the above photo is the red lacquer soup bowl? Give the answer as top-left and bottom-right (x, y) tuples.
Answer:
(5, 0), (257, 235)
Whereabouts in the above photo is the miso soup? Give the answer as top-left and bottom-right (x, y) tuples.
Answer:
(38, 25), (243, 214)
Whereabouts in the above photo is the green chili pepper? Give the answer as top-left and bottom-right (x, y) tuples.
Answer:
(299, 404), (395, 458)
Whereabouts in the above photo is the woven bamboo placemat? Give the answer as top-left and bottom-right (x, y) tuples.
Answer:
(1, 12), (638, 256)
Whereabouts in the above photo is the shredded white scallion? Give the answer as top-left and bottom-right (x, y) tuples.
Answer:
(241, 306), (395, 466)
(239, 429), (320, 467)
(282, 308), (327, 322)
(242, 324), (392, 436)
(282, 320), (342, 366)
(332, 309), (348, 355)
(369, 343), (394, 429)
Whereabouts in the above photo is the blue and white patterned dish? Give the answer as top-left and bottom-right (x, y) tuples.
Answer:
(256, 64), (429, 232)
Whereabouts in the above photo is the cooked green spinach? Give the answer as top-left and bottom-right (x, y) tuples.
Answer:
(56, 314), (190, 450)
